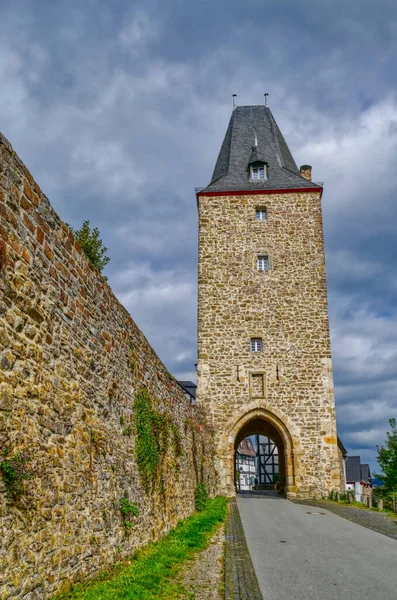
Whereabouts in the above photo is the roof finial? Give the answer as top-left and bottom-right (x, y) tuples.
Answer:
(254, 133), (258, 147)
(264, 93), (269, 107)
(233, 94), (237, 109)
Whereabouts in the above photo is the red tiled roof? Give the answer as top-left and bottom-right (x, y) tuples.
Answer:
(237, 438), (256, 457)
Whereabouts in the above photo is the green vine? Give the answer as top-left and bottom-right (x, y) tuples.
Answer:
(119, 497), (139, 532)
(170, 423), (183, 459)
(133, 388), (161, 492)
(0, 449), (36, 500)
(133, 387), (184, 493)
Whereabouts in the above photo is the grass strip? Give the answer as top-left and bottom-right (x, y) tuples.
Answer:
(58, 496), (227, 600)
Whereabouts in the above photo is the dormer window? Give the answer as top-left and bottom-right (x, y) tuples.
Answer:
(250, 163), (267, 181)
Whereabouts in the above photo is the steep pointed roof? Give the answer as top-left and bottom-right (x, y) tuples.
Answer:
(203, 105), (321, 193)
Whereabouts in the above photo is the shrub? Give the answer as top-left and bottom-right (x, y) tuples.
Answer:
(0, 449), (36, 500)
(69, 220), (110, 275)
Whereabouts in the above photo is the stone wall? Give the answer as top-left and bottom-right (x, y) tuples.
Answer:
(337, 445), (346, 492)
(197, 190), (341, 498)
(0, 132), (216, 599)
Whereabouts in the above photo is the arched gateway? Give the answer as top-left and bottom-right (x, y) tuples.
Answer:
(232, 409), (294, 495)
(196, 104), (343, 499)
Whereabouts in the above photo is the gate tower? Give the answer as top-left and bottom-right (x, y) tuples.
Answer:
(196, 104), (341, 498)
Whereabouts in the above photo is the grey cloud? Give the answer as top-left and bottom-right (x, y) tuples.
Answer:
(1, 0), (397, 474)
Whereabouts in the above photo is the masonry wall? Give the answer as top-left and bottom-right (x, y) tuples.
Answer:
(0, 133), (216, 599)
(337, 446), (345, 492)
(197, 190), (341, 498)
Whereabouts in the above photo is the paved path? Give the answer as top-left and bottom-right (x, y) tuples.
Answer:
(237, 493), (397, 600)
(294, 498), (397, 540)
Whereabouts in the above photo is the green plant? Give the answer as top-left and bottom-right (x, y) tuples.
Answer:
(0, 449), (36, 500)
(373, 487), (397, 512)
(119, 498), (139, 532)
(133, 388), (161, 492)
(122, 426), (132, 437)
(195, 482), (208, 512)
(57, 496), (227, 600)
(133, 387), (182, 493)
(375, 418), (397, 493)
(69, 220), (110, 275)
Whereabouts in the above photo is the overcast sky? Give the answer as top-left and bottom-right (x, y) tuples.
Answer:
(1, 0), (397, 473)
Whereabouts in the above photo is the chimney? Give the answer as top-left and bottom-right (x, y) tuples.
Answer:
(300, 165), (312, 181)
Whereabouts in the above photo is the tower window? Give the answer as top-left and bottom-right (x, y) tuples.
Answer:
(251, 165), (266, 180)
(257, 255), (269, 271)
(250, 338), (262, 352)
(256, 207), (267, 221)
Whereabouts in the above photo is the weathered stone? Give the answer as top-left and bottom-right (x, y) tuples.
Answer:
(0, 131), (216, 599)
(196, 187), (342, 498)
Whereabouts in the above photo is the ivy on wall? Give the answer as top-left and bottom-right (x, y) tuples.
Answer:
(133, 387), (183, 493)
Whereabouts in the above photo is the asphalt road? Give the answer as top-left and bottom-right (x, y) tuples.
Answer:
(237, 493), (397, 600)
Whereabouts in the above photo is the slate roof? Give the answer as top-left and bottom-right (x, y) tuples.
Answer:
(177, 380), (197, 399)
(346, 456), (362, 483)
(361, 463), (371, 483)
(203, 105), (321, 193)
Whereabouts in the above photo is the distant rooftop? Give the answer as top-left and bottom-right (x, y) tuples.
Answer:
(202, 105), (321, 194)
(346, 456), (372, 484)
(177, 380), (197, 400)
(237, 438), (256, 457)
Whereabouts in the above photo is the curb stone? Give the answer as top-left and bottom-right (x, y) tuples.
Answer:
(225, 499), (263, 600)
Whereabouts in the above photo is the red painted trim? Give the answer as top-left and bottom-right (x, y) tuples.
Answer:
(197, 187), (322, 198)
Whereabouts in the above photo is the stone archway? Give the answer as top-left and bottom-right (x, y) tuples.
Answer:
(219, 408), (296, 497)
(235, 420), (286, 492)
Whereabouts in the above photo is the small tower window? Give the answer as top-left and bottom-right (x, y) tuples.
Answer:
(251, 164), (266, 181)
(250, 338), (262, 352)
(256, 207), (267, 221)
(257, 255), (269, 271)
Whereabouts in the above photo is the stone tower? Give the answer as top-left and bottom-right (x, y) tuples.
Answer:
(196, 104), (341, 498)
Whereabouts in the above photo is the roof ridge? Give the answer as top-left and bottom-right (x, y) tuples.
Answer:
(267, 108), (284, 168)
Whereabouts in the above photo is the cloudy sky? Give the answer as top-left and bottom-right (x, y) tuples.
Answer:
(1, 0), (397, 472)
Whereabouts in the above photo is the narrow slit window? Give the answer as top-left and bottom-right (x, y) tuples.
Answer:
(257, 255), (269, 271)
(250, 338), (262, 352)
(256, 207), (267, 221)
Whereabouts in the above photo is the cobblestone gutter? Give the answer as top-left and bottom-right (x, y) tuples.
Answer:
(225, 499), (263, 600)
